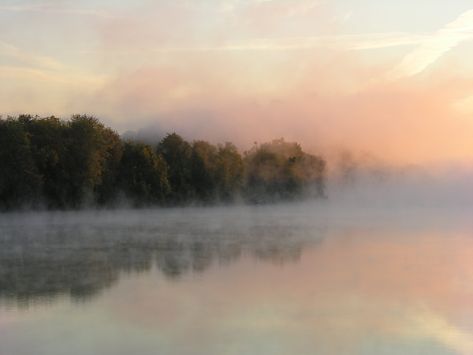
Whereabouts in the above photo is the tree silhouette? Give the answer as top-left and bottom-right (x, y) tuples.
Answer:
(0, 116), (326, 210)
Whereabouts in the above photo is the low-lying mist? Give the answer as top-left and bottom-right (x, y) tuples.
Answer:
(1, 201), (472, 307)
(2, 114), (473, 211)
(328, 165), (473, 209)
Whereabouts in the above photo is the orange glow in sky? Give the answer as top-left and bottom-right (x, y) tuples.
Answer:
(1, 1), (473, 165)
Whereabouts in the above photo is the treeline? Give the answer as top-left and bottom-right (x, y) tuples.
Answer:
(0, 115), (326, 210)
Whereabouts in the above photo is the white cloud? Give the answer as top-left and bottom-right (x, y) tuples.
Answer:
(0, 41), (106, 89)
(389, 9), (473, 79)
(0, 41), (66, 71)
(122, 32), (424, 53)
(0, 3), (116, 18)
(403, 308), (473, 355)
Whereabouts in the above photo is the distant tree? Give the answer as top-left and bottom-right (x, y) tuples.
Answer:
(298, 153), (326, 197)
(215, 143), (244, 201)
(65, 115), (123, 207)
(93, 127), (123, 205)
(190, 140), (219, 202)
(0, 117), (42, 209)
(337, 151), (358, 185)
(244, 139), (325, 202)
(157, 133), (194, 203)
(118, 142), (170, 205)
(0, 116), (326, 210)
(21, 116), (69, 208)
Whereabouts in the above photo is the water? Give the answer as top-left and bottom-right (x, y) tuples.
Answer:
(1, 204), (473, 355)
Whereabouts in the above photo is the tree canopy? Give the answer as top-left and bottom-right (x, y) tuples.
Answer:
(0, 115), (326, 210)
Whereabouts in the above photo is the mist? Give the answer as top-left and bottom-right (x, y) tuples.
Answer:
(3, 1), (473, 167)
(3, 2), (473, 354)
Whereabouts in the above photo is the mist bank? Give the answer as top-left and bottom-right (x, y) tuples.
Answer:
(0, 115), (325, 211)
(0, 206), (323, 305)
(2, 203), (472, 306)
(326, 151), (473, 208)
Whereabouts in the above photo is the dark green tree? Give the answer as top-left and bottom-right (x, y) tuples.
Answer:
(244, 139), (325, 202)
(93, 127), (123, 205)
(118, 142), (170, 205)
(0, 116), (326, 210)
(157, 133), (194, 203)
(190, 140), (219, 202)
(215, 143), (244, 201)
(21, 115), (69, 208)
(0, 117), (42, 209)
(65, 115), (122, 207)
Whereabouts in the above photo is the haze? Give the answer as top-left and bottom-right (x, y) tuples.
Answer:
(2, 0), (473, 165)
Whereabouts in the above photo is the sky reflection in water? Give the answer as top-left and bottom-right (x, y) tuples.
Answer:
(0, 205), (472, 355)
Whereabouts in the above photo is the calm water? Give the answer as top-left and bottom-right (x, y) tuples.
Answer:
(1, 204), (473, 355)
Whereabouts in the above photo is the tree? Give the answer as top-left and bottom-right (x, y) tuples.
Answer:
(118, 142), (170, 205)
(215, 143), (244, 201)
(0, 117), (42, 209)
(22, 115), (69, 208)
(190, 140), (219, 202)
(93, 127), (123, 205)
(65, 115), (123, 207)
(157, 133), (194, 203)
(244, 139), (325, 202)
(0, 116), (326, 210)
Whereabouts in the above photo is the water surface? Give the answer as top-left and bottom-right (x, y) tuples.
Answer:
(1, 204), (472, 355)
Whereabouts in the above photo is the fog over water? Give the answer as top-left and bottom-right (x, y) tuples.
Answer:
(1, 194), (473, 355)
(2, 1), (473, 353)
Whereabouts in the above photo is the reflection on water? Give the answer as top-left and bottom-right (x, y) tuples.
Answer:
(0, 207), (323, 305)
(1, 205), (473, 355)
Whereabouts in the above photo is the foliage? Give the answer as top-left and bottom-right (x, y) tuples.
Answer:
(0, 117), (42, 209)
(0, 116), (326, 210)
(191, 140), (219, 202)
(118, 142), (169, 205)
(244, 139), (325, 203)
(216, 143), (244, 202)
(157, 133), (194, 203)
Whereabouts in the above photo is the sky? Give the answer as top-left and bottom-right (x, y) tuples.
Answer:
(1, 0), (473, 165)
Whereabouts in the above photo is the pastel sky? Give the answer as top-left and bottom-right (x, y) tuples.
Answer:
(1, 0), (473, 164)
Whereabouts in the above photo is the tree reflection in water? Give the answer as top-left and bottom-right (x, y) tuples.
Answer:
(0, 209), (325, 306)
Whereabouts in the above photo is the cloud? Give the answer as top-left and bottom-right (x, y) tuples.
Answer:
(0, 40), (107, 116)
(0, 40), (66, 71)
(390, 9), (473, 79)
(0, 2), (117, 18)
(404, 309), (473, 355)
(138, 32), (425, 52)
(86, 47), (473, 166)
(0, 40), (105, 86)
(2, 1), (473, 167)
